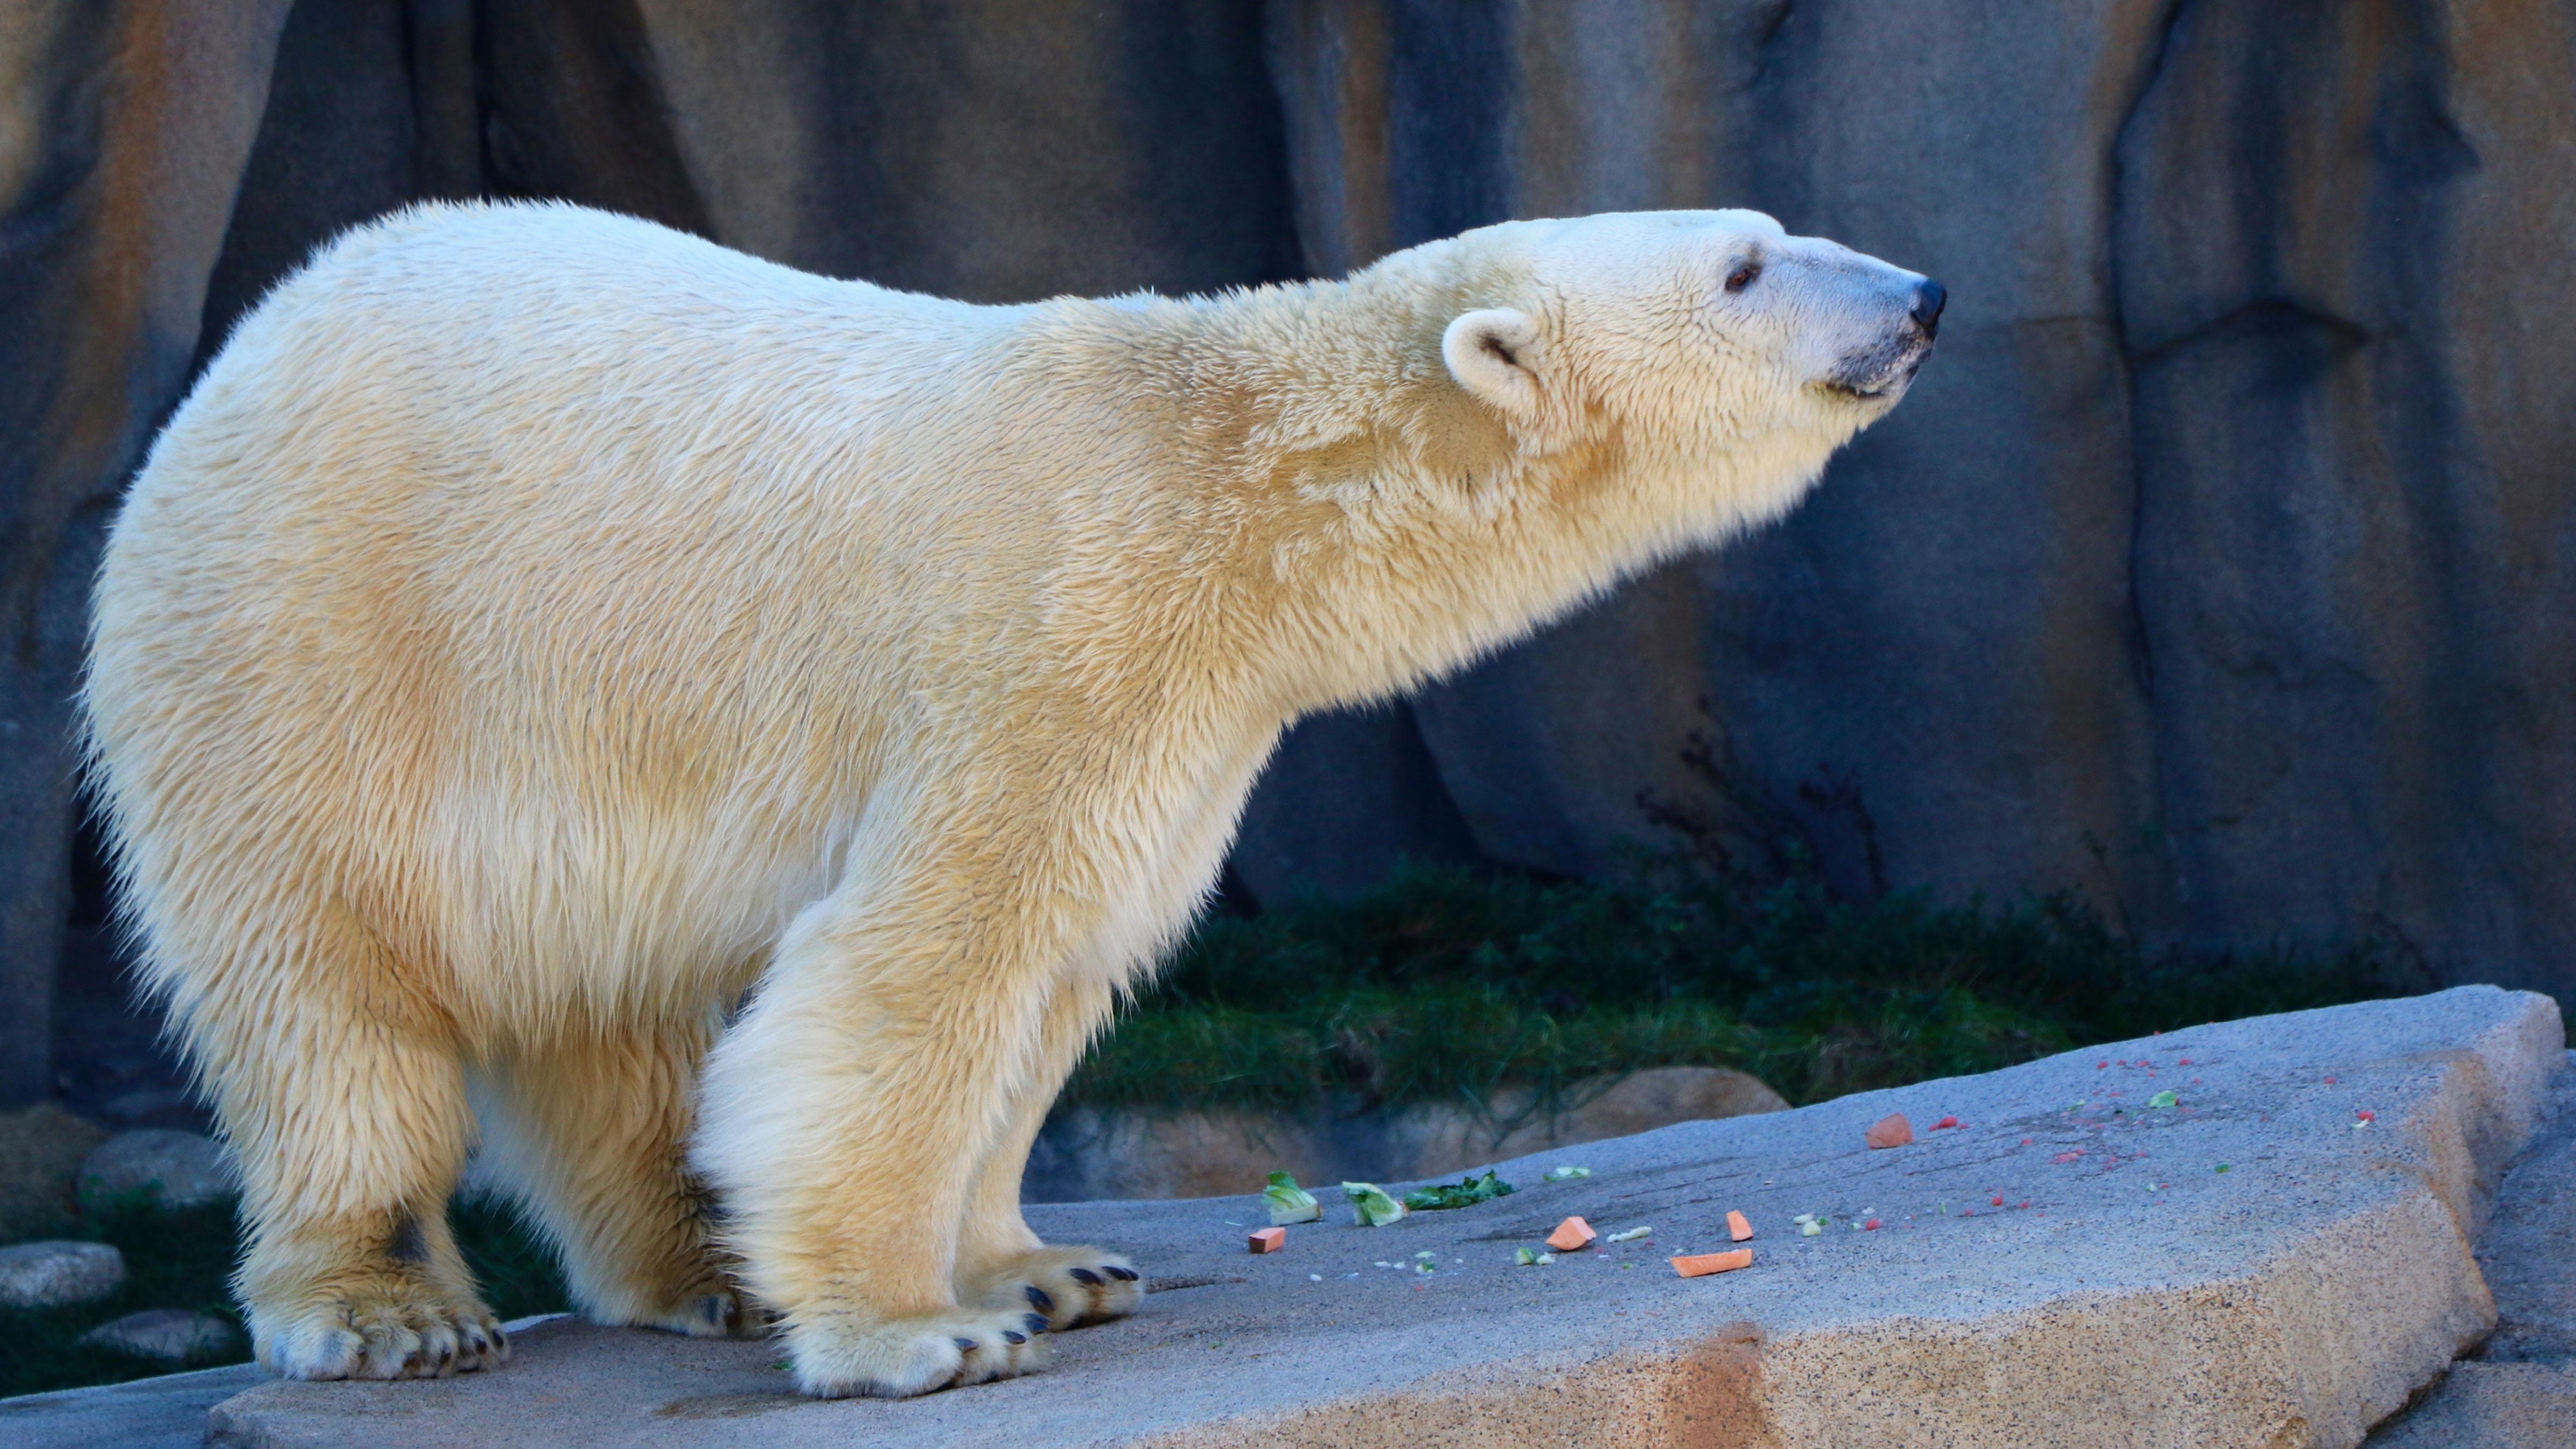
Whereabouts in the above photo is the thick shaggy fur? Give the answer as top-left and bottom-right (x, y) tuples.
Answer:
(82, 202), (1933, 1395)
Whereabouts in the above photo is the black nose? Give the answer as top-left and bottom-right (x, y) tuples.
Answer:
(1911, 280), (1946, 338)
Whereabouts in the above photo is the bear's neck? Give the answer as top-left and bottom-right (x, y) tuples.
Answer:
(1114, 264), (1696, 723)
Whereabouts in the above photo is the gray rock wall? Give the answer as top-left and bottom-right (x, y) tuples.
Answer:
(3, 1), (2569, 1102)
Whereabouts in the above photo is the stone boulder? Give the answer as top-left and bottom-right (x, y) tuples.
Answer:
(76, 1309), (242, 1365)
(1026, 1065), (1787, 1201)
(192, 986), (2566, 1448)
(0, 1104), (111, 1231)
(0, 1240), (125, 1308)
(77, 1130), (237, 1209)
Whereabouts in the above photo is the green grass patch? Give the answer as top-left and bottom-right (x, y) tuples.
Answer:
(1065, 860), (2428, 1114)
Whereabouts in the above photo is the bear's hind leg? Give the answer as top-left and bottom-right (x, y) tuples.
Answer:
(199, 923), (504, 1380)
(955, 973), (1143, 1331)
(472, 1019), (750, 1337)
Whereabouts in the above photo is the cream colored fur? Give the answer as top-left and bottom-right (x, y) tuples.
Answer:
(81, 201), (1933, 1395)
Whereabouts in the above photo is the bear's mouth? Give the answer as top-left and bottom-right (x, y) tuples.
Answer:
(1819, 340), (1933, 401)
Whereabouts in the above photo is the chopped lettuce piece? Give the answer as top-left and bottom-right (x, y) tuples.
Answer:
(2146, 1090), (2178, 1109)
(1341, 1181), (1408, 1227)
(1264, 1170), (1322, 1225)
(1401, 1169), (1517, 1211)
(1606, 1225), (1652, 1243)
(1542, 1165), (1591, 1182)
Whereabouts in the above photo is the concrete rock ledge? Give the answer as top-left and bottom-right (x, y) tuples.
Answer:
(87, 987), (2573, 1447)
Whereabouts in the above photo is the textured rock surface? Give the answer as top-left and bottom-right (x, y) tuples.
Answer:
(0, 1239), (126, 1308)
(2365, 1049), (2576, 1447)
(0, 1103), (111, 1232)
(77, 1130), (237, 1208)
(1027, 1065), (1789, 1201)
(2367, 1364), (2576, 1448)
(0, 1360), (265, 1449)
(187, 987), (2562, 1447)
(6, 6), (2574, 1106)
(76, 1309), (243, 1364)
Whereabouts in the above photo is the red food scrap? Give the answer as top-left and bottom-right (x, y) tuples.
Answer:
(1866, 1114), (1914, 1150)
(1931, 1116), (1960, 1130)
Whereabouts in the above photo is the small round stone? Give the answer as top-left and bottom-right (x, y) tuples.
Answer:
(0, 1240), (127, 1308)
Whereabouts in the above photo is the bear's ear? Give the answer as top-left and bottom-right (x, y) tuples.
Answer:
(1442, 308), (1543, 419)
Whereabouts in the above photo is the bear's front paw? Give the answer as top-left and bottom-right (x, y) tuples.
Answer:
(255, 1287), (509, 1381)
(961, 1245), (1144, 1332)
(788, 1304), (1052, 1398)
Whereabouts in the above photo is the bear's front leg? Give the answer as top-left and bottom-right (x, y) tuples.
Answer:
(693, 861), (1069, 1397)
(954, 972), (1144, 1330)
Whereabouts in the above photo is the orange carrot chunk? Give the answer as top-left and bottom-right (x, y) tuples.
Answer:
(1672, 1249), (1754, 1278)
(1546, 1216), (1597, 1252)
(1247, 1227), (1286, 1254)
(1726, 1210), (1753, 1242)
(1866, 1113), (1914, 1149)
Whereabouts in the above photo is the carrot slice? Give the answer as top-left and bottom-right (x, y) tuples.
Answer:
(1672, 1249), (1754, 1278)
(1546, 1216), (1596, 1252)
(1247, 1226), (1286, 1253)
(1866, 1113), (1914, 1149)
(1726, 1210), (1753, 1242)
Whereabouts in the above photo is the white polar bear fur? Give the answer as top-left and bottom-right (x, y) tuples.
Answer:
(82, 200), (1934, 1395)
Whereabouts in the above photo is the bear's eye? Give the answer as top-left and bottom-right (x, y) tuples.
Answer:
(1725, 261), (1762, 294)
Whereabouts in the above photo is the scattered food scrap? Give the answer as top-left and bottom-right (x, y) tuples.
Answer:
(1401, 1169), (1514, 1211)
(1794, 1213), (1823, 1236)
(1726, 1210), (1753, 1242)
(1542, 1165), (1591, 1182)
(1513, 1247), (1557, 1267)
(1671, 1249), (1753, 1278)
(1247, 1227), (1286, 1254)
(2146, 1091), (2178, 1108)
(1863, 1218), (1882, 1230)
(2214, 1163), (2231, 1173)
(1264, 1171), (1321, 1225)
(1341, 1182), (1408, 1226)
(1867, 1113), (1914, 1149)
(1930, 1115), (1960, 1130)
(1606, 1225), (1653, 1243)
(1547, 1216), (1597, 1252)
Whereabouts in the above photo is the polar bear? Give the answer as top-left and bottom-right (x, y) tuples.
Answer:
(82, 201), (1939, 1396)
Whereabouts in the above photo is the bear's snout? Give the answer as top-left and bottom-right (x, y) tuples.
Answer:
(1909, 280), (1946, 340)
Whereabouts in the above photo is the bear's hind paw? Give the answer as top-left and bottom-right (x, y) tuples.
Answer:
(257, 1291), (508, 1381)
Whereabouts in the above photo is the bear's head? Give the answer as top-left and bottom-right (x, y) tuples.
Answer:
(1432, 208), (1941, 536)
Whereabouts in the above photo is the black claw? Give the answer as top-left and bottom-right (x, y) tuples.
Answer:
(1103, 1265), (1139, 1282)
(1002, 1330), (1027, 1345)
(1023, 1313), (1050, 1335)
(954, 1336), (979, 1353)
(1069, 1268), (1103, 1286)
(1024, 1285), (1053, 1312)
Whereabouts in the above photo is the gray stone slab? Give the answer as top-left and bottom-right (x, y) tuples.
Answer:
(2364, 1050), (2576, 1447)
(0, 1362), (265, 1449)
(184, 985), (2560, 1448)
